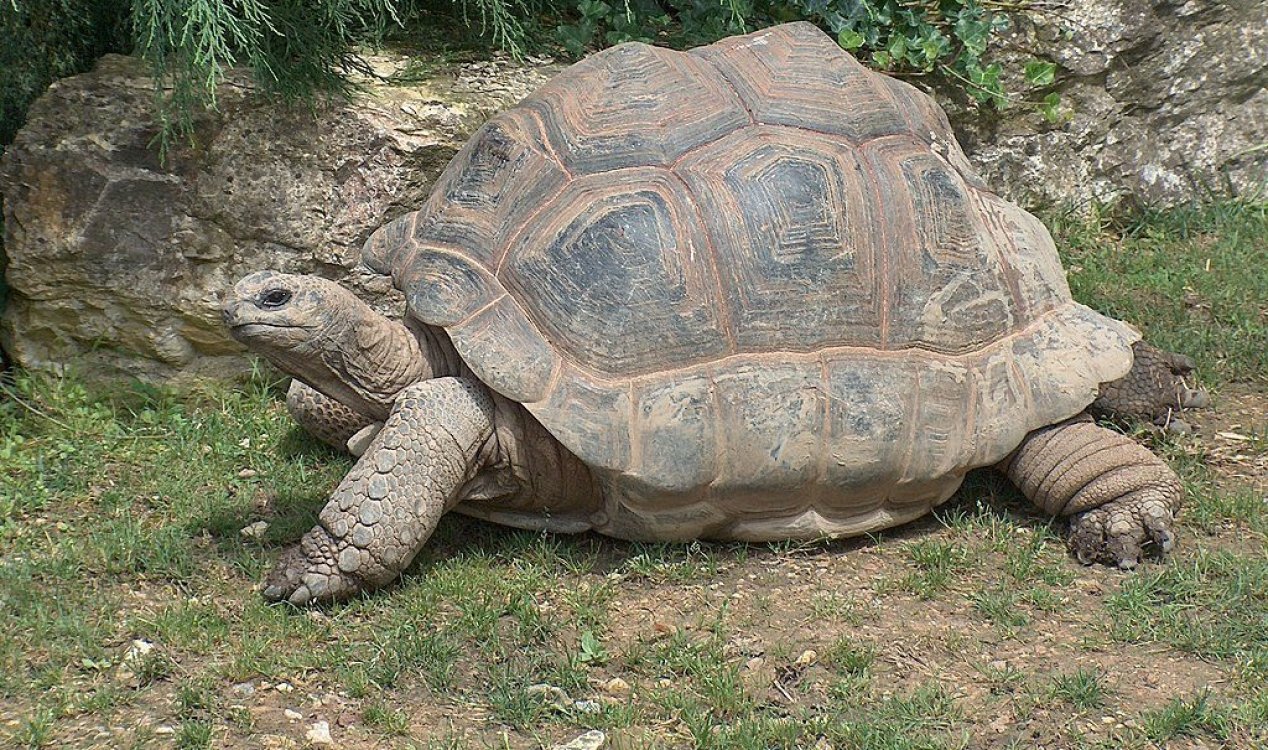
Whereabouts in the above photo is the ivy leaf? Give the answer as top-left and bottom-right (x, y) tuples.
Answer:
(886, 33), (908, 62)
(1040, 92), (1062, 123)
(838, 28), (866, 50)
(1024, 60), (1057, 87)
(920, 29), (948, 67)
(953, 14), (990, 57)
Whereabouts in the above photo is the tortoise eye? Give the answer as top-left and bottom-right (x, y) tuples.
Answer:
(259, 288), (293, 309)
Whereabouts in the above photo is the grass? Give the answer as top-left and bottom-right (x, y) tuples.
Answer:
(1055, 200), (1268, 384)
(0, 201), (1265, 748)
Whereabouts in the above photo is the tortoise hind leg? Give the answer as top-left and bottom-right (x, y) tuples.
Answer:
(999, 414), (1183, 568)
(264, 377), (496, 605)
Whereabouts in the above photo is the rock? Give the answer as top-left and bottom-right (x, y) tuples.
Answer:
(1161, 418), (1194, 436)
(950, 0), (1267, 209)
(154, 726), (175, 736)
(554, 730), (606, 750)
(239, 521), (269, 541)
(573, 699), (602, 714)
(305, 720), (334, 746)
(0, 52), (558, 384)
(231, 681), (257, 698)
(3, 10), (1261, 383)
(284, 708), (303, 721)
(601, 677), (630, 695)
(123, 639), (154, 663)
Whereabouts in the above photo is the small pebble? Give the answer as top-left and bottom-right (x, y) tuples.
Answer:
(154, 726), (175, 736)
(239, 521), (270, 540)
(230, 681), (256, 698)
(554, 729), (606, 750)
(124, 639), (154, 663)
(602, 677), (630, 695)
(275, 682), (294, 693)
(238, 468), (259, 479)
(573, 699), (601, 714)
(305, 720), (334, 746)
(284, 709), (303, 721)
(794, 649), (817, 667)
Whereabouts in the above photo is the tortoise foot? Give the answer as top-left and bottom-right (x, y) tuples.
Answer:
(263, 525), (366, 605)
(1068, 493), (1176, 569)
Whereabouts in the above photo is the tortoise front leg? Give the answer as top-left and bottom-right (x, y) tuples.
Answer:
(264, 377), (496, 605)
(998, 414), (1183, 568)
(286, 380), (377, 453)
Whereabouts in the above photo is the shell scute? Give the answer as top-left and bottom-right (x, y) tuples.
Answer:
(448, 296), (560, 403)
(694, 22), (907, 144)
(501, 168), (731, 376)
(407, 108), (566, 271)
(676, 125), (883, 351)
(630, 373), (717, 495)
(525, 42), (749, 172)
(864, 136), (1018, 352)
(397, 248), (498, 327)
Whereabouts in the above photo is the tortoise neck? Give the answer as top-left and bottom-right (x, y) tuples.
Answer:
(294, 299), (432, 421)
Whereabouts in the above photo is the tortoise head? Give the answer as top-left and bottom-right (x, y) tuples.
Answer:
(223, 271), (353, 365)
(223, 271), (425, 419)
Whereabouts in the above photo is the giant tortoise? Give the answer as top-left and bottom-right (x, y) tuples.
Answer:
(223, 22), (1203, 605)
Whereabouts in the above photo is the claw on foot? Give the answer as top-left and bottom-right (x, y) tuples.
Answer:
(263, 525), (366, 605)
(1068, 493), (1176, 569)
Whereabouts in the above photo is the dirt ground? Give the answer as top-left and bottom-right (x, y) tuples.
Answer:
(4, 385), (1265, 750)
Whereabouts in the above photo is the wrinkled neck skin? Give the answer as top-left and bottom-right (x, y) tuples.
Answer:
(281, 304), (460, 423)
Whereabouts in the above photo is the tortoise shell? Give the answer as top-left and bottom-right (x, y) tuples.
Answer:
(362, 22), (1137, 539)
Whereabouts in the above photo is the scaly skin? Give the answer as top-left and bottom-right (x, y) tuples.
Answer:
(1000, 415), (1183, 568)
(263, 377), (495, 604)
(1092, 341), (1209, 424)
(285, 380), (375, 452)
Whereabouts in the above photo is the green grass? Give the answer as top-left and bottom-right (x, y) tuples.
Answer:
(1049, 668), (1109, 710)
(0, 201), (1265, 748)
(1055, 200), (1268, 384)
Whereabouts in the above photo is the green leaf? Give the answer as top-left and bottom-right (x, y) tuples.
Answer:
(1040, 92), (1062, 123)
(920, 30), (948, 66)
(577, 630), (608, 664)
(1024, 60), (1057, 86)
(887, 33), (908, 62)
(838, 28), (865, 50)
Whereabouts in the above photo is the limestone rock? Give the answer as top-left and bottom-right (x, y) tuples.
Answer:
(2, 4), (1261, 383)
(951, 0), (1267, 207)
(0, 53), (557, 384)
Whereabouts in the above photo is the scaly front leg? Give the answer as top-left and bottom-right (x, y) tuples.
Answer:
(264, 377), (495, 604)
(285, 380), (377, 453)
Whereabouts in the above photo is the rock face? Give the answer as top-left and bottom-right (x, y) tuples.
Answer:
(1, 1), (1263, 384)
(954, 0), (1267, 206)
(0, 53), (557, 383)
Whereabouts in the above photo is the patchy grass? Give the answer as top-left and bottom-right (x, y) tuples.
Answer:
(1, 201), (1266, 748)
(1055, 200), (1268, 384)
